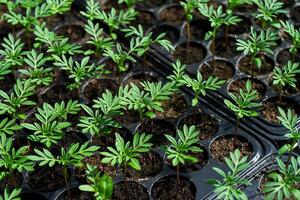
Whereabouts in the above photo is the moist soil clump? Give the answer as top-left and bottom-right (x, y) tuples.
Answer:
(151, 25), (180, 44)
(56, 188), (94, 200)
(0, 172), (23, 191)
(291, 6), (300, 23)
(56, 25), (85, 43)
(239, 55), (274, 76)
(210, 136), (253, 162)
(261, 97), (300, 124)
(276, 49), (300, 66)
(179, 113), (219, 140)
(213, 37), (239, 58)
(156, 93), (188, 119)
(123, 74), (158, 88)
(151, 176), (196, 200)
(173, 43), (206, 64)
(131, 10), (156, 29)
(229, 78), (266, 100)
(28, 165), (68, 192)
(114, 109), (140, 124)
(137, 119), (176, 147)
(159, 6), (185, 26)
(112, 181), (148, 200)
(41, 84), (79, 105)
(83, 79), (118, 103)
(128, 151), (163, 179)
(200, 60), (234, 80)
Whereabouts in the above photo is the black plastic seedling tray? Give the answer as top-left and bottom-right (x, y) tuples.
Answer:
(77, 0), (300, 143)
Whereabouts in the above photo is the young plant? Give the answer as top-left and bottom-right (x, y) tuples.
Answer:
(198, 4), (241, 63)
(263, 156), (300, 200)
(207, 149), (251, 200)
(165, 125), (202, 197)
(281, 20), (300, 62)
(0, 118), (22, 136)
(182, 71), (225, 106)
(78, 90), (123, 145)
(180, 0), (207, 44)
(273, 61), (300, 99)
(123, 24), (174, 69)
(252, 0), (287, 29)
(0, 79), (36, 119)
(103, 43), (135, 73)
(0, 188), (21, 200)
(19, 49), (53, 87)
(28, 142), (100, 200)
(0, 134), (34, 187)
(121, 81), (175, 130)
(236, 27), (278, 76)
(167, 59), (187, 89)
(84, 20), (114, 56)
(81, 0), (137, 39)
(22, 102), (71, 148)
(277, 107), (300, 166)
(224, 80), (261, 147)
(53, 55), (105, 90)
(0, 34), (25, 68)
(79, 164), (114, 200)
(101, 132), (152, 194)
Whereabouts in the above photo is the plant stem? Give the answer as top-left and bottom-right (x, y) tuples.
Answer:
(186, 21), (191, 50)
(63, 166), (71, 200)
(234, 116), (240, 148)
(212, 34), (216, 67)
(286, 141), (296, 167)
(143, 54), (146, 72)
(10, 170), (17, 186)
(176, 165), (180, 200)
(123, 164), (128, 200)
(139, 110), (144, 132)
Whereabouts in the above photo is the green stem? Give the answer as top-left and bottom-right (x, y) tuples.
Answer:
(63, 166), (71, 200)
(176, 165), (180, 200)
(234, 116), (240, 148)
(186, 21), (191, 50)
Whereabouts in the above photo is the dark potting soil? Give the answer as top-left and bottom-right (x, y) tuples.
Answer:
(55, 131), (88, 149)
(228, 78), (266, 100)
(131, 10), (156, 29)
(123, 73), (158, 88)
(0, 73), (15, 93)
(112, 181), (148, 200)
(178, 113), (219, 140)
(101, 59), (132, 78)
(41, 84), (79, 105)
(276, 49), (300, 66)
(234, 3), (257, 13)
(56, 188), (94, 200)
(168, 148), (208, 172)
(159, 5), (185, 26)
(83, 79), (118, 102)
(200, 60), (235, 80)
(137, 119), (176, 147)
(213, 37), (239, 58)
(151, 25), (180, 44)
(281, 0), (295, 8)
(210, 136), (253, 162)
(91, 126), (132, 149)
(28, 165), (68, 192)
(138, 0), (167, 8)
(0, 172), (23, 191)
(173, 43), (206, 65)
(183, 19), (211, 41)
(261, 96), (300, 124)
(156, 93), (188, 119)
(291, 6), (300, 23)
(114, 109), (140, 124)
(238, 55), (274, 76)
(128, 151), (163, 179)
(151, 176), (196, 200)
(227, 15), (252, 35)
(56, 24), (86, 43)
(20, 193), (47, 200)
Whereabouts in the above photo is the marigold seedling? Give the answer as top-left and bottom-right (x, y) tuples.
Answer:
(236, 26), (278, 76)
(277, 107), (300, 165)
(281, 20), (300, 61)
(224, 80), (261, 147)
(0, 188), (21, 200)
(101, 132), (152, 195)
(252, 0), (287, 29)
(207, 149), (251, 200)
(165, 125), (202, 197)
(263, 156), (300, 200)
